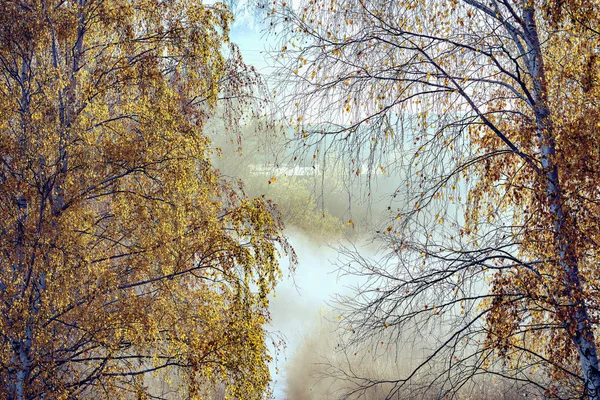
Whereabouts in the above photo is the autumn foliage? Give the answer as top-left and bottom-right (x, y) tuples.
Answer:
(0, 1), (291, 399)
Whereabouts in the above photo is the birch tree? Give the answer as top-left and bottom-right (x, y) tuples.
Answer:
(271, 0), (600, 398)
(0, 1), (293, 399)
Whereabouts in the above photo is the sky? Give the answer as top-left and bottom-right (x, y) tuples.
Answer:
(229, 6), (274, 73)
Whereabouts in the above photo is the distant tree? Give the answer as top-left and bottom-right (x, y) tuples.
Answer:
(0, 1), (294, 399)
(211, 120), (348, 240)
(271, 0), (600, 398)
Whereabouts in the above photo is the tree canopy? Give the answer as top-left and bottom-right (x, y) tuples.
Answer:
(271, 0), (600, 398)
(0, 1), (293, 399)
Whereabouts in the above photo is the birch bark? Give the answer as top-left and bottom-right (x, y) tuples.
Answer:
(524, 6), (600, 398)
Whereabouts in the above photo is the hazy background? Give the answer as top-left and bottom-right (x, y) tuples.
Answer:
(224, 14), (397, 399)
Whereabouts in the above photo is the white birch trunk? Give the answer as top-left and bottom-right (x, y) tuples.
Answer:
(523, 6), (600, 398)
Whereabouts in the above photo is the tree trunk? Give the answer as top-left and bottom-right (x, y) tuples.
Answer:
(523, 5), (600, 398)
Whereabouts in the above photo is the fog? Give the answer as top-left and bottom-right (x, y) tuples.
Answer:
(215, 24), (525, 397)
(266, 231), (345, 398)
(266, 232), (377, 399)
(281, 311), (531, 400)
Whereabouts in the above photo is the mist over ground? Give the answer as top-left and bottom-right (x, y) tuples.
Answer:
(283, 313), (532, 400)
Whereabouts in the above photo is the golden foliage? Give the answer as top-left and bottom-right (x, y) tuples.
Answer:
(0, 1), (291, 398)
